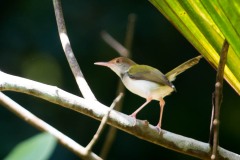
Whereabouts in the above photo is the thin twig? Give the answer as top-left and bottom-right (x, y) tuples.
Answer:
(100, 14), (136, 159)
(85, 93), (123, 154)
(53, 0), (96, 100)
(99, 84), (125, 160)
(99, 124), (117, 159)
(0, 92), (101, 160)
(0, 71), (239, 160)
(210, 40), (229, 160)
(101, 31), (129, 57)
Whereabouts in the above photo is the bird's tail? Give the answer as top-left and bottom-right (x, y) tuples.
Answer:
(166, 55), (202, 82)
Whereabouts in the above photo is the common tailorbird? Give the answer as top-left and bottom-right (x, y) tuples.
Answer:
(95, 56), (202, 130)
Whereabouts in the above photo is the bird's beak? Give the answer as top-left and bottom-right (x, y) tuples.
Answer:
(94, 61), (112, 67)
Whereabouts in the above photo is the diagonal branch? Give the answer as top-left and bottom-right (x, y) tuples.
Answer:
(0, 71), (239, 160)
(0, 92), (101, 160)
(85, 93), (123, 154)
(101, 31), (129, 57)
(53, 0), (96, 100)
(210, 40), (229, 160)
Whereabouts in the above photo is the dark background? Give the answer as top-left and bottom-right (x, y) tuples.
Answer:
(1, 0), (239, 159)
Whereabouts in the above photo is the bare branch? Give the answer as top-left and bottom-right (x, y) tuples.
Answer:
(53, 0), (96, 100)
(0, 71), (239, 160)
(210, 40), (229, 160)
(86, 93), (123, 153)
(0, 92), (101, 160)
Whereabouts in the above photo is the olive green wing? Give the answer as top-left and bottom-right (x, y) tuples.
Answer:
(127, 65), (174, 88)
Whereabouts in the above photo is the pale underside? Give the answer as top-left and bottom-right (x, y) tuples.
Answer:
(122, 74), (174, 101)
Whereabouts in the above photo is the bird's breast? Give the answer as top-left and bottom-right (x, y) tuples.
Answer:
(122, 75), (174, 100)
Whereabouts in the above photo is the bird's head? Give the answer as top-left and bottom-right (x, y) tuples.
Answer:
(94, 57), (136, 77)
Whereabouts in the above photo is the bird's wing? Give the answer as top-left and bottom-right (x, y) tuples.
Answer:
(127, 65), (174, 88)
(166, 55), (202, 82)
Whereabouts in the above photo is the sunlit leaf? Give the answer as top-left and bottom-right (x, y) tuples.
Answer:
(150, 0), (240, 95)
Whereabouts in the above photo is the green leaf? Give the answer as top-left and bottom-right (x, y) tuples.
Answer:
(4, 132), (57, 160)
(150, 0), (240, 95)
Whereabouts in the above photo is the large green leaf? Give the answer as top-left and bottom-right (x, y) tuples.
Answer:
(150, 0), (240, 95)
(4, 132), (57, 160)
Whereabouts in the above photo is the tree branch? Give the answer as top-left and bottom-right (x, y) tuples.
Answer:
(53, 0), (96, 100)
(0, 92), (101, 160)
(0, 71), (239, 160)
(210, 40), (229, 159)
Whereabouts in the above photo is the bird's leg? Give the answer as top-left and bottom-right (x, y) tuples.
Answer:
(130, 97), (152, 126)
(156, 97), (165, 132)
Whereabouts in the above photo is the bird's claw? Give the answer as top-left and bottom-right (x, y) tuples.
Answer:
(129, 114), (137, 126)
(155, 125), (162, 134)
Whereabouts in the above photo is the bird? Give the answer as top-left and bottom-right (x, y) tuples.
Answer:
(94, 55), (202, 130)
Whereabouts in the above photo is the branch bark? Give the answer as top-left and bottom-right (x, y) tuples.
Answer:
(0, 71), (239, 160)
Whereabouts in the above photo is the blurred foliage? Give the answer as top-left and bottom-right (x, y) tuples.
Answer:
(0, 0), (239, 160)
(21, 53), (63, 86)
(4, 132), (57, 160)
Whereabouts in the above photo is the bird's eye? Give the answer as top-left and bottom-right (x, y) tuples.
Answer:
(116, 59), (120, 63)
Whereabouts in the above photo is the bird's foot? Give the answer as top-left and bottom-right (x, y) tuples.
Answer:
(155, 124), (162, 134)
(129, 114), (137, 126)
